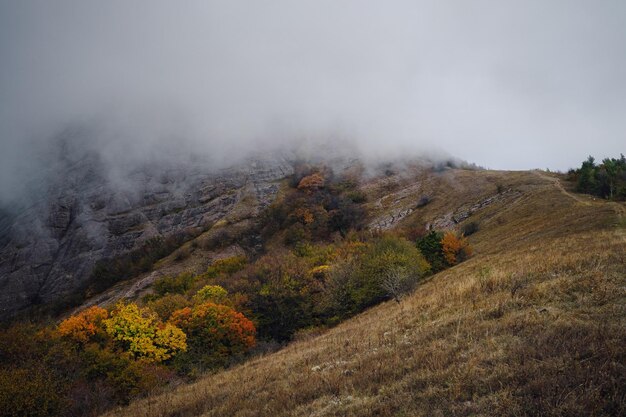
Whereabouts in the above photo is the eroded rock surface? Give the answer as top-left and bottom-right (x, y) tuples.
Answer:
(0, 149), (292, 317)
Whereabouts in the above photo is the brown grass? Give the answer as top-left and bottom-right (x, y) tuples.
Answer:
(104, 170), (626, 417)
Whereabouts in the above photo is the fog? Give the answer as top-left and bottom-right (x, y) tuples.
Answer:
(1, 0), (625, 203)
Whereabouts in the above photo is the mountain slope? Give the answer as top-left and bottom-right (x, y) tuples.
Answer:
(0, 148), (292, 317)
(105, 170), (626, 417)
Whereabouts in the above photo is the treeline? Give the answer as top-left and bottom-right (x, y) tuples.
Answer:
(0, 162), (474, 416)
(568, 154), (626, 200)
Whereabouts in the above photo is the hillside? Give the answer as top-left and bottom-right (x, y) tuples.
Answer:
(103, 169), (626, 417)
(0, 144), (292, 318)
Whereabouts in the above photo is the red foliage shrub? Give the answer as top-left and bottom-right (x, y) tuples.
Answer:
(170, 302), (256, 359)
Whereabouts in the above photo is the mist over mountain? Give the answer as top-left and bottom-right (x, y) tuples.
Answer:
(1, 0), (626, 208)
(1, 3), (626, 416)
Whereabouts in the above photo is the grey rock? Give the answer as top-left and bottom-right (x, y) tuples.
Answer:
(0, 149), (293, 318)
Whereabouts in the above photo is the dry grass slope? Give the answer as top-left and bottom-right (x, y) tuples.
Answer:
(105, 170), (626, 417)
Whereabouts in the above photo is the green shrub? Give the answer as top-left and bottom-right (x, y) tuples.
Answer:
(0, 366), (68, 417)
(205, 256), (247, 279)
(461, 221), (480, 236)
(416, 230), (446, 272)
(346, 190), (367, 203)
(153, 272), (196, 297)
(350, 235), (431, 310)
(147, 294), (190, 321)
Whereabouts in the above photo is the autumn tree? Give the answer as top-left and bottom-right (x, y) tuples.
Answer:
(291, 207), (315, 225)
(103, 303), (187, 362)
(297, 173), (325, 191)
(170, 302), (255, 369)
(192, 285), (228, 304)
(441, 232), (473, 266)
(58, 305), (109, 345)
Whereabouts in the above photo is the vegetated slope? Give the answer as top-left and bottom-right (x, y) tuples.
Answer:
(0, 141), (292, 318)
(105, 169), (626, 417)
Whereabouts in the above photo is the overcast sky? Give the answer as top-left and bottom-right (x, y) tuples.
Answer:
(1, 0), (625, 193)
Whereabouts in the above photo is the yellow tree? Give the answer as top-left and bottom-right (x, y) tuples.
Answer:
(103, 302), (186, 362)
(192, 284), (228, 304)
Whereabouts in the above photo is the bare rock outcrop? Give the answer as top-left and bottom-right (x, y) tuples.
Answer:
(0, 149), (292, 317)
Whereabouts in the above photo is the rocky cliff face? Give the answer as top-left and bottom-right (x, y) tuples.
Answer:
(0, 148), (293, 317)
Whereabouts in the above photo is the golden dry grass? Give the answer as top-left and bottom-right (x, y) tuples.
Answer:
(104, 171), (626, 417)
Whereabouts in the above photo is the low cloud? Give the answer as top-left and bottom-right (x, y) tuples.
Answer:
(1, 0), (625, 203)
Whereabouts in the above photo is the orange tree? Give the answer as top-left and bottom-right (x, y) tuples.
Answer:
(58, 305), (109, 345)
(169, 302), (255, 371)
(297, 173), (325, 191)
(441, 231), (473, 265)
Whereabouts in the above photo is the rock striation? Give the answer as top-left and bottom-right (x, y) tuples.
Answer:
(0, 148), (292, 318)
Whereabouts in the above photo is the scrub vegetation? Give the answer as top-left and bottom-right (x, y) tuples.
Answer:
(3, 161), (625, 417)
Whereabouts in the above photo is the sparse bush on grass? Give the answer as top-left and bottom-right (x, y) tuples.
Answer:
(381, 267), (417, 303)
(416, 195), (431, 207)
(350, 235), (431, 310)
(461, 221), (479, 236)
